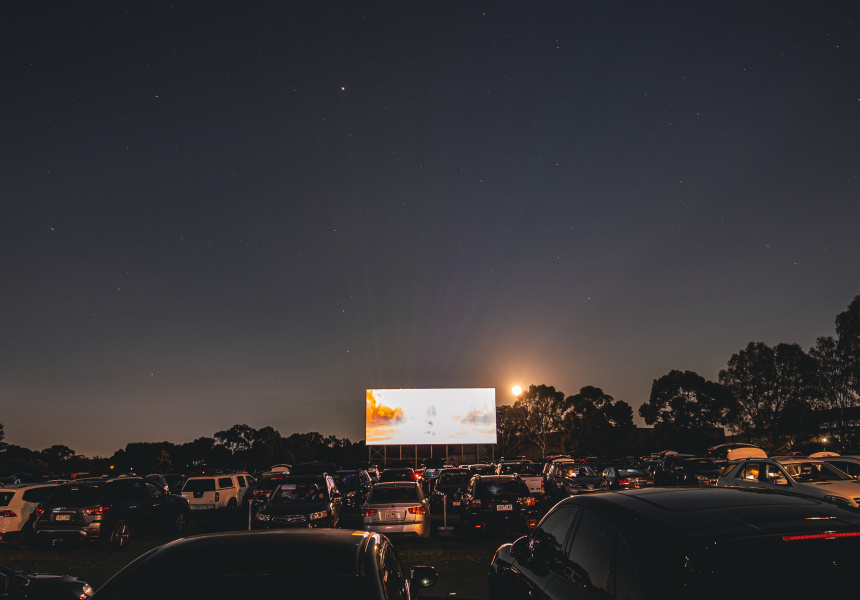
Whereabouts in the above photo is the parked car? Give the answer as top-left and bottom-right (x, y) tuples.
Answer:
(0, 563), (93, 600)
(600, 466), (651, 489)
(489, 486), (860, 600)
(361, 482), (431, 538)
(548, 464), (609, 496)
(430, 468), (472, 510)
(467, 464), (497, 475)
(332, 469), (374, 509)
(496, 462), (544, 496)
(180, 473), (252, 510)
(33, 477), (189, 549)
(0, 482), (59, 547)
(821, 455), (860, 479)
(652, 454), (721, 486)
(717, 456), (860, 507)
(245, 472), (287, 510)
(91, 529), (437, 600)
(379, 468), (420, 484)
(459, 475), (539, 534)
(254, 474), (342, 528)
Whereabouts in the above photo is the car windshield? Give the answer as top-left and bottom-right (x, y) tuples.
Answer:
(369, 486), (420, 502)
(478, 481), (528, 496)
(681, 459), (718, 472)
(499, 463), (540, 475)
(48, 485), (103, 505)
(332, 473), (359, 490)
(437, 472), (470, 485)
(271, 482), (325, 502)
(784, 462), (851, 482)
(566, 467), (596, 477)
(182, 479), (216, 493)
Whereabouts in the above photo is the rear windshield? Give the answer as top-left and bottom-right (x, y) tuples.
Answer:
(183, 479), (216, 493)
(499, 463), (540, 475)
(49, 485), (104, 505)
(257, 476), (284, 491)
(478, 481), (529, 496)
(681, 459), (718, 472)
(370, 486), (420, 502)
(437, 472), (470, 485)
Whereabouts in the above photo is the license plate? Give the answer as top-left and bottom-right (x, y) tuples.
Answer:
(496, 504), (513, 511)
(55, 514), (72, 521)
(383, 511), (401, 521)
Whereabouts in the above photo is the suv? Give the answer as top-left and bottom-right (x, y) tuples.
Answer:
(180, 473), (252, 510)
(33, 477), (190, 549)
(496, 461), (544, 496)
(254, 474), (342, 529)
(0, 482), (60, 546)
(459, 475), (539, 534)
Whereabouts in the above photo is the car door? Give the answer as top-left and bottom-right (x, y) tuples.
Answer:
(501, 504), (580, 600)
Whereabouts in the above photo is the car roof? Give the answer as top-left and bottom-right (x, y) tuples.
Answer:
(560, 487), (860, 544)
(0, 482), (59, 490)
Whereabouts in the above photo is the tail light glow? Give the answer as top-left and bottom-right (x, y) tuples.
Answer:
(215, 492), (220, 502)
(361, 508), (377, 517)
(520, 496), (536, 507)
(783, 531), (860, 541)
(0, 510), (16, 517)
(471, 499), (482, 508)
(84, 505), (110, 516)
(407, 506), (426, 514)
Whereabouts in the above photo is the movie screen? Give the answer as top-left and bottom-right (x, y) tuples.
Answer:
(366, 388), (497, 445)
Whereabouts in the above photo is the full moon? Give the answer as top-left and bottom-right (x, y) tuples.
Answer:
(512, 385), (522, 396)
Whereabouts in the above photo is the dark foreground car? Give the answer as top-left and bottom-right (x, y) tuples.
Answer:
(33, 477), (189, 549)
(92, 529), (437, 600)
(490, 487), (860, 600)
(0, 563), (93, 600)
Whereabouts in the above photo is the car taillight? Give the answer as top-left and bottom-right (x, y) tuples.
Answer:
(408, 506), (426, 514)
(783, 531), (860, 541)
(413, 472), (420, 481)
(0, 510), (16, 517)
(36, 507), (45, 517)
(470, 499), (481, 508)
(646, 478), (654, 485)
(361, 508), (377, 517)
(215, 492), (220, 502)
(520, 496), (536, 507)
(619, 478), (630, 485)
(84, 505), (110, 516)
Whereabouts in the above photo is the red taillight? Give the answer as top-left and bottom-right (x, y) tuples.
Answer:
(407, 506), (426, 515)
(361, 508), (377, 517)
(646, 478), (654, 485)
(84, 505), (110, 516)
(0, 510), (16, 517)
(783, 531), (860, 541)
(215, 492), (220, 502)
(619, 478), (630, 485)
(520, 496), (536, 507)
(413, 472), (420, 481)
(471, 499), (482, 508)
(36, 507), (45, 517)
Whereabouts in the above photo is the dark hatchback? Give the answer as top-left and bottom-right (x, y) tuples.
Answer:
(0, 564), (93, 600)
(92, 529), (437, 600)
(331, 469), (373, 509)
(32, 477), (189, 549)
(460, 475), (538, 534)
(490, 486), (860, 600)
(253, 474), (342, 529)
(430, 468), (472, 510)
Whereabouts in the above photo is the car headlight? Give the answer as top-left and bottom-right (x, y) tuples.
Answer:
(309, 511), (328, 520)
(822, 495), (852, 507)
(80, 584), (94, 599)
(255, 513), (271, 521)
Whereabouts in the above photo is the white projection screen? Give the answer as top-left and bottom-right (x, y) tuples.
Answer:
(366, 388), (497, 445)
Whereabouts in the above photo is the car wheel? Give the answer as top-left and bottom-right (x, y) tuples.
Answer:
(227, 497), (238, 509)
(174, 511), (188, 533)
(108, 520), (132, 549)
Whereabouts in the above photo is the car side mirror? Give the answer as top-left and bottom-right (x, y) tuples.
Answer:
(410, 566), (438, 589)
(774, 477), (788, 486)
(511, 535), (530, 561)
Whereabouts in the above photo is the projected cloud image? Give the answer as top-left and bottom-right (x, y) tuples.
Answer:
(366, 388), (497, 445)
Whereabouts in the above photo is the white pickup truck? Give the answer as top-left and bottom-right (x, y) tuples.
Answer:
(496, 461), (544, 496)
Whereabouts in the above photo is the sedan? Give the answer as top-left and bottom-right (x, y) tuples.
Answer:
(718, 457), (860, 507)
(91, 529), (437, 600)
(0, 563), (93, 600)
(361, 482), (430, 538)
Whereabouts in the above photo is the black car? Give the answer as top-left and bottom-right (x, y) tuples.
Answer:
(379, 468), (420, 484)
(245, 472), (287, 510)
(0, 564), (93, 600)
(92, 529), (437, 600)
(653, 454), (721, 486)
(430, 468), (472, 510)
(548, 464), (609, 497)
(254, 474), (342, 528)
(459, 475), (539, 534)
(331, 469), (373, 509)
(600, 466), (651, 489)
(32, 477), (190, 549)
(490, 487), (860, 600)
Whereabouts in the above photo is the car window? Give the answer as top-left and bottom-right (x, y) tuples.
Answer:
(478, 480), (529, 497)
(0, 492), (13, 506)
(738, 463), (761, 480)
(183, 479), (216, 493)
(764, 463), (786, 483)
(218, 477), (235, 489)
(438, 472), (470, 485)
(532, 505), (578, 573)
(829, 461), (860, 477)
(564, 510), (615, 595)
(237, 476), (246, 487)
(615, 535), (644, 600)
(378, 543), (408, 600)
(21, 486), (57, 502)
(272, 482), (325, 502)
(784, 462), (850, 482)
(370, 486), (420, 503)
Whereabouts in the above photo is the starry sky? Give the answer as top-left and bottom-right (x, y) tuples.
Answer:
(2, 2), (859, 458)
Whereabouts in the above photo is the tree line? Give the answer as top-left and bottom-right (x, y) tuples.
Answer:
(501, 294), (860, 456)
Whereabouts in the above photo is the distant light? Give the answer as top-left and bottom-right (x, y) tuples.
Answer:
(512, 385), (522, 396)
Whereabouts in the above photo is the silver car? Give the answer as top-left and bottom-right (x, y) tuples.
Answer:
(361, 482), (430, 538)
(717, 457), (860, 507)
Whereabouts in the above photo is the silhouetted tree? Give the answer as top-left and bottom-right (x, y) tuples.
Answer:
(512, 384), (568, 457)
(495, 404), (522, 457)
(810, 336), (856, 445)
(564, 386), (635, 456)
(836, 294), (860, 399)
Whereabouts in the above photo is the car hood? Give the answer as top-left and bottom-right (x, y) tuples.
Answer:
(797, 479), (860, 495)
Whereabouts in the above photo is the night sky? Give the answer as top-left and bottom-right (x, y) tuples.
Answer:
(3, 2), (859, 458)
